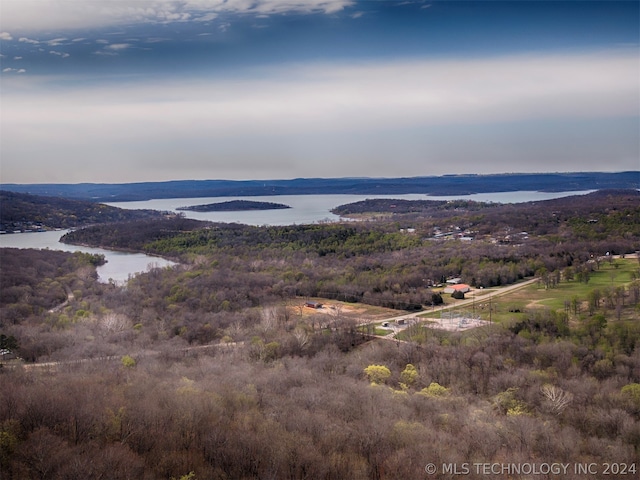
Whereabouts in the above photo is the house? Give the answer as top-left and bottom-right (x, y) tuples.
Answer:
(304, 301), (323, 309)
(0, 349), (17, 361)
(443, 284), (471, 294)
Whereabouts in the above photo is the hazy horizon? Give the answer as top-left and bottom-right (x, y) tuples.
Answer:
(1, 1), (638, 184)
(0, 170), (640, 193)
(2, 170), (638, 187)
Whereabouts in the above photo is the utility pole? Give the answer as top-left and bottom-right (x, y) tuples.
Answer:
(489, 297), (492, 323)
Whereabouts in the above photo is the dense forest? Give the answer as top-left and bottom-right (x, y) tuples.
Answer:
(0, 249), (105, 327)
(1, 189), (639, 479)
(0, 190), (166, 232)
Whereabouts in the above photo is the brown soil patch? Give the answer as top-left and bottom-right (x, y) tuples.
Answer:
(525, 298), (554, 309)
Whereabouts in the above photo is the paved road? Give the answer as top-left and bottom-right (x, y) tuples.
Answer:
(9, 342), (242, 371)
(373, 277), (539, 329)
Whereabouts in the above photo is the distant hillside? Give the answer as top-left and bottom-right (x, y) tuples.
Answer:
(2, 172), (638, 202)
(332, 199), (486, 215)
(0, 191), (166, 232)
(332, 189), (640, 216)
(332, 189), (640, 243)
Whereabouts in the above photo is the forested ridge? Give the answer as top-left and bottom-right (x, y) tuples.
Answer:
(331, 198), (488, 215)
(0, 190), (166, 232)
(177, 200), (291, 212)
(334, 189), (640, 237)
(1, 189), (640, 479)
(2, 171), (637, 201)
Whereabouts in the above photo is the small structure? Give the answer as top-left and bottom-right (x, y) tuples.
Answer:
(304, 301), (323, 309)
(0, 349), (17, 361)
(443, 284), (471, 294)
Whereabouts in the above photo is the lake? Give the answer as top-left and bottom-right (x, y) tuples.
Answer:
(0, 230), (176, 284)
(0, 190), (593, 283)
(105, 190), (595, 226)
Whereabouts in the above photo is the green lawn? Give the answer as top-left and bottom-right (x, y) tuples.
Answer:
(486, 259), (639, 324)
(420, 259), (639, 326)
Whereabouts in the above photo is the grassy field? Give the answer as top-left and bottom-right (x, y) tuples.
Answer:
(423, 258), (640, 327)
(301, 259), (639, 337)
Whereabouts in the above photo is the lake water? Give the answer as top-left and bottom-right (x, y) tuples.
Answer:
(0, 230), (176, 284)
(106, 190), (595, 226)
(0, 190), (593, 283)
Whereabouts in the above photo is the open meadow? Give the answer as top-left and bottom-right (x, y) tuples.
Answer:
(415, 258), (639, 327)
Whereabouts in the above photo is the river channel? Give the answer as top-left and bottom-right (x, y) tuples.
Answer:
(0, 230), (175, 284)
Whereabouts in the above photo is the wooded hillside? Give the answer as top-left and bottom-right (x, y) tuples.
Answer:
(1, 189), (639, 479)
(0, 190), (165, 232)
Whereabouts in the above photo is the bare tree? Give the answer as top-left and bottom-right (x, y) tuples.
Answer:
(541, 384), (573, 415)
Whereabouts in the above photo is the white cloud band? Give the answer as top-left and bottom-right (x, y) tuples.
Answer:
(14, 51), (635, 128)
(1, 0), (354, 32)
(2, 50), (638, 181)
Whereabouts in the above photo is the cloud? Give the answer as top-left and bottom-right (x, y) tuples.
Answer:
(0, 32), (13, 40)
(2, 67), (26, 73)
(1, 1), (355, 32)
(49, 50), (70, 58)
(106, 43), (132, 51)
(18, 37), (39, 44)
(5, 50), (638, 132)
(246, 0), (353, 15)
(194, 12), (219, 22)
(93, 42), (133, 55)
(46, 37), (67, 46)
(145, 37), (170, 43)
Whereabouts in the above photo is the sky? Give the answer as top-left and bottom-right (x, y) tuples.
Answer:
(0, 0), (638, 184)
